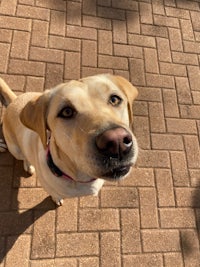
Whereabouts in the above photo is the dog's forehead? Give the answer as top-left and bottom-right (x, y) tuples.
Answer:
(53, 76), (122, 103)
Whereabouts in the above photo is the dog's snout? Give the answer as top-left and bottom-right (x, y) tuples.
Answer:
(95, 127), (133, 157)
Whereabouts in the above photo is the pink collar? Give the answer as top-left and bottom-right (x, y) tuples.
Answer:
(46, 145), (96, 183)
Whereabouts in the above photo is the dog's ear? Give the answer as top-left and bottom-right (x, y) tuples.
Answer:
(20, 93), (50, 148)
(111, 75), (138, 127)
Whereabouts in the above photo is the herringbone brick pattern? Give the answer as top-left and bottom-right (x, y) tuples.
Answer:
(0, 0), (200, 266)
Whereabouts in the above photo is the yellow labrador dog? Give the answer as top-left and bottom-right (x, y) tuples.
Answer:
(0, 74), (138, 205)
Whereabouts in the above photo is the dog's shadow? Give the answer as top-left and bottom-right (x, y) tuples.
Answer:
(0, 140), (56, 263)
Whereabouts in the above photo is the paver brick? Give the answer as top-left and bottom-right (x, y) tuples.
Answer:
(0, 1), (200, 265)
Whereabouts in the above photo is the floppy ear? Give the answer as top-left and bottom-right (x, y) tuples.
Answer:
(111, 75), (138, 126)
(20, 93), (50, 148)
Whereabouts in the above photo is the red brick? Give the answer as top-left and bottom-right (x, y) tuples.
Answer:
(164, 253), (183, 267)
(120, 168), (154, 187)
(98, 6), (125, 20)
(83, 0), (97, 15)
(113, 20), (127, 44)
(166, 118), (197, 134)
(128, 34), (156, 48)
(6, 235), (31, 267)
(134, 116), (150, 149)
(8, 59), (45, 76)
(83, 15), (111, 30)
(49, 36), (80, 51)
(36, 0), (66, 10)
(31, 259), (78, 267)
(31, 210), (56, 259)
(31, 20), (49, 47)
(98, 30), (112, 55)
(165, 6), (190, 19)
(45, 63), (64, 88)
(172, 52), (198, 65)
(144, 48), (159, 73)
(57, 198), (78, 232)
(67, 1), (81, 25)
(0, 29), (12, 43)
(26, 77), (44, 92)
(142, 230), (181, 252)
(160, 208), (196, 228)
(190, 170), (200, 187)
(101, 187), (138, 208)
(64, 52), (80, 80)
(139, 188), (159, 228)
(112, 0), (138, 11)
(180, 105), (200, 119)
(56, 233), (98, 257)
(50, 10), (65, 36)
(142, 24), (168, 38)
(169, 28), (183, 52)
(79, 258), (99, 267)
(98, 55), (128, 69)
(0, 43), (10, 73)
(137, 87), (162, 102)
(152, 0), (165, 15)
(157, 37), (172, 62)
(115, 44), (142, 58)
(140, 2), (153, 24)
(152, 134), (183, 151)
(67, 25), (97, 40)
(0, 74), (25, 92)
(160, 62), (187, 77)
(184, 41), (200, 54)
(163, 89), (179, 118)
(181, 230), (200, 267)
(155, 169), (175, 207)
(175, 188), (200, 207)
(123, 254), (163, 267)
(184, 136), (200, 168)
(146, 73), (174, 88)
(175, 77), (192, 104)
(82, 40), (97, 67)
(79, 195), (99, 208)
(138, 150), (170, 168)
(100, 232), (121, 267)
(30, 47), (64, 64)
(121, 209), (141, 253)
(82, 67), (113, 77)
(0, 0), (17, 15)
(170, 151), (189, 186)
(149, 102), (165, 132)
(187, 65), (200, 91)
(130, 58), (145, 86)
(11, 31), (30, 60)
(180, 19), (195, 41)
(134, 101), (148, 116)
(154, 14), (179, 28)
(191, 11), (200, 31)
(17, 5), (50, 20)
(177, 0), (199, 10)
(127, 11), (140, 33)
(79, 208), (119, 231)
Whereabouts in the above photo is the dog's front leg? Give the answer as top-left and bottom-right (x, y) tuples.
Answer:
(23, 160), (35, 175)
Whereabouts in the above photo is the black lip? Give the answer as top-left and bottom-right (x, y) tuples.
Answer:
(102, 165), (131, 179)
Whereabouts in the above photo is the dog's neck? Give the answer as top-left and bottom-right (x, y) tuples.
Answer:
(46, 138), (96, 183)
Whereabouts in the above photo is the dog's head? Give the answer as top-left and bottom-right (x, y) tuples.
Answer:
(20, 74), (138, 181)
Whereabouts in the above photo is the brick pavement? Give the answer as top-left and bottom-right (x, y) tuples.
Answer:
(0, 0), (200, 266)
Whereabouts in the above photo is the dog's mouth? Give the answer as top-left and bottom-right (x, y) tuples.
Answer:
(101, 164), (132, 180)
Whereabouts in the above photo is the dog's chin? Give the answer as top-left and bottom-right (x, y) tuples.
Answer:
(100, 164), (132, 181)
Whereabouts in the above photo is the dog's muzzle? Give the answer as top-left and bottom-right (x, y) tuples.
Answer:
(95, 127), (137, 179)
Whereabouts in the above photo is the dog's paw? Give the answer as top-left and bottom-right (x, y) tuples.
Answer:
(23, 160), (35, 175)
(51, 196), (64, 206)
(0, 139), (7, 152)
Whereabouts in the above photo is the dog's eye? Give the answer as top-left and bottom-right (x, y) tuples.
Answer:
(58, 107), (76, 119)
(109, 95), (122, 106)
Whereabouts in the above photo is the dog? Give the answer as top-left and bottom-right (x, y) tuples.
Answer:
(0, 74), (138, 205)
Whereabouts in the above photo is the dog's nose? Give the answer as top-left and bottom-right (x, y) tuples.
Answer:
(95, 127), (133, 157)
